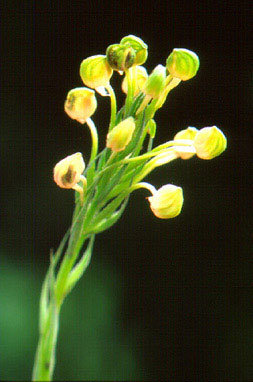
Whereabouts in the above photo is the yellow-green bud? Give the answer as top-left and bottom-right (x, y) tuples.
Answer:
(193, 126), (227, 160)
(173, 127), (199, 159)
(143, 65), (166, 99)
(64, 87), (97, 124)
(146, 119), (156, 138)
(121, 65), (148, 95)
(166, 48), (200, 81)
(53, 153), (85, 189)
(106, 44), (136, 71)
(106, 117), (135, 152)
(148, 184), (184, 219)
(80, 55), (113, 89)
(120, 35), (148, 65)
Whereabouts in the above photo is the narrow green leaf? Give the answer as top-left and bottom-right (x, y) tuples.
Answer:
(90, 193), (128, 228)
(39, 230), (70, 334)
(64, 235), (95, 295)
(91, 197), (129, 234)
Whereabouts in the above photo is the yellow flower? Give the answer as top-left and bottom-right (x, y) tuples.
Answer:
(121, 65), (148, 96)
(166, 48), (200, 81)
(53, 153), (85, 189)
(106, 117), (135, 152)
(148, 184), (183, 219)
(120, 35), (148, 66)
(173, 127), (198, 159)
(80, 55), (113, 89)
(194, 126), (227, 159)
(64, 88), (97, 124)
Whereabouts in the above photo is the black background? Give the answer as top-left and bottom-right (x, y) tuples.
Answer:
(1, 1), (252, 381)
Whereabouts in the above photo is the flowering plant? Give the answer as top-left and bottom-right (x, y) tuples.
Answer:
(32, 35), (227, 381)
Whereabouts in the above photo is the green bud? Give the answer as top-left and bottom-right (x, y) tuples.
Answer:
(166, 48), (200, 81)
(120, 35), (148, 65)
(143, 65), (166, 98)
(80, 55), (113, 89)
(193, 126), (227, 160)
(106, 117), (135, 152)
(106, 44), (136, 71)
(146, 119), (156, 138)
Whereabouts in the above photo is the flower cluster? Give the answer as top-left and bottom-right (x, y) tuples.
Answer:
(54, 35), (227, 228)
(33, 36), (228, 381)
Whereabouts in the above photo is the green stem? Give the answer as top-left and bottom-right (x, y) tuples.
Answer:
(86, 118), (98, 164)
(105, 84), (117, 131)
(54, 234), (87, 307)
(32, 302), (60, 381)
(125, 68), (134, 115)
(86, 118), (98, 183)
(33, 224), (91, 381)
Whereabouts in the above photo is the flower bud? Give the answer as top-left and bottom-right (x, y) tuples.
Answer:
(106, 44), (136, 71)
(143, 65), (166, 99)
(53, 153), (85, 189)
(120, 35), (148, 65)
(64, 88), (97, 124)
(148, 184), (183, 219)
(173, 127), (198, 159)
(106, 117), (135, 152)
(193, 126), (227, 160)
(121, 65), (148, 95)
(166, 48), (200, 81)
(80, 55), (113, 89)
(146, 119), (156, 138)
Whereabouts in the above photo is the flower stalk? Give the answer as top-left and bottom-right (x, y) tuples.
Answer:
(33, 35), (227, 381)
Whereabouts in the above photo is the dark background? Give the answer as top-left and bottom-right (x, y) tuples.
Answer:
(1, 1), (252, 381)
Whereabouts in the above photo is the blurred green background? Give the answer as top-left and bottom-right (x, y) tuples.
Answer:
(1, 1), (252, 381)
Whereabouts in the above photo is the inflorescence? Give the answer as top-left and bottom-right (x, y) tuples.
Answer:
(54, 35), (227, 228)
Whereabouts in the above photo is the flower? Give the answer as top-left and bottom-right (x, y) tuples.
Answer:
(166, 48), (200, 81)
(193, 126), (227, 159)
(121, 65), (148, 95)
(173, 127), (198, 159)
(106, 43), (136, 71)
(106, 117), (135, 152)
(64, 88), (97, 124)
(120, 35), (148, 65)
(143, 65), (166, 99)
(148, 184), (184, 218)
(53, 153), (85, 189)
(80, 55), (113, 89)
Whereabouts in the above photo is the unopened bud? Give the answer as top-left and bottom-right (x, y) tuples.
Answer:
(106, 117), (135, 152)
(122, 65), (148, 95)
(64, 88), (97, 124)
(166, 48), (199, 81)
(174, 127), (198, 159)
(106, 44), (136, 71)
(53, 153), (85, 189)
(80, 55), (113, 89)
(194, 126), (227, 160)
(120, 35), (148, 65)
(148, 184), (183, 219)
(146, 119), (156, 138)
(143, 65), (166, 99)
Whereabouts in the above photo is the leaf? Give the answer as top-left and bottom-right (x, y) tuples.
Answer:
(64, 235), (95, 296)
(39, 229), (70, 334)
(91, 197), (129, 234)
